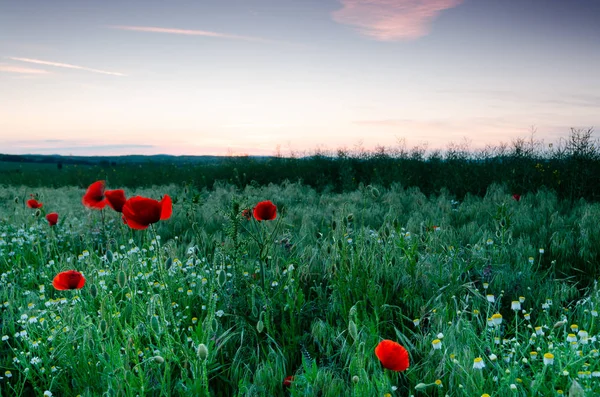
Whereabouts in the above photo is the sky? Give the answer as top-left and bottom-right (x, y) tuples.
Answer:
(1, 0), (599, 156)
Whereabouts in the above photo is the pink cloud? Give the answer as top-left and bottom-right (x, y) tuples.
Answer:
(0, 63), (50, 74)
(332, 0), (464, 41)
(109, 25), (272, 43)
(7, 57), (125, 76)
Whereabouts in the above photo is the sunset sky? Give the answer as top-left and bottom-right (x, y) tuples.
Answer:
(1, 0), (599, 156)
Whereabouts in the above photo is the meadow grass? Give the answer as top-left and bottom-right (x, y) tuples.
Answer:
(1, 182), (600, 396)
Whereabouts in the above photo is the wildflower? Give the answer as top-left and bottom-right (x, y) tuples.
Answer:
(528, 257), (534, 264)
(510, 384), (517, 390)
(105, 189), (127, 213)
(435, 379), (442, 387)
(483, 282), (489, 289)
(539, 248), (544, 254)
(535, 326), (544, 336)
(524, 313), (531, 320)
(44, 392), (52, 397)
(489, 353), (497, 361)
(413, 318), (420, 326)
(491, 313), (503, 325)
(283, 375), (294, 387)
(486, 294), (495, 303)
(82, 180), (107, 209)
(216, 310), (224, 317)
(27, 199), (43, 209)
(374, 340), (410, 371)
(530, 351), (538, 360)
(52, 270), (85, 290)
(5, 370), (12, 378)
(432, 339), (442, 350)
(46, 213), (58, 226)
(543, 352), (554, 365)
(241, 208), (252, 220)
(567, 334), (577, 342)
(511, 301), (521, 311)
(122, 195), (172, 230)
(253, 200), (277, 221)
(473, 357), (485, 370)
(512, 194), (521, 202)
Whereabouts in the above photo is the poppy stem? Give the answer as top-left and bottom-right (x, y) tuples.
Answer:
(100, 208), (107, 252)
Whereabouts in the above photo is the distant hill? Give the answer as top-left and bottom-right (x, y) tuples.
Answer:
(0, 153), (270, 166)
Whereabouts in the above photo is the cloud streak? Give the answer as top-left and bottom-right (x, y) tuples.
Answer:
(109, 25), (272, 43)
(332, 0), (463, 41)
(0, 63), (50, 74)
(7, 57), (125, 76)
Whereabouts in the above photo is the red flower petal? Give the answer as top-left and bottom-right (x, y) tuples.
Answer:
(122, 195), (170, 229)
(283, 375), (294, 387)
(27, 199), (43, 209)
(46, 212), (58, 226)
(82, 181), (107, 209)
(52, 270), (85, 290)
(160, 195), (172, 220)
(375, 340), (409, 372)
(105, 189), (127, 213)
(253, 200), (277, 221)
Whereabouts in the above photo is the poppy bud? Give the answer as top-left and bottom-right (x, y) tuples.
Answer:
(117, 270), (127, 288)
(315, 231), (323, 239)
(371, 187), (380, 198)
(165, 257), (172, 269)
(106, 250), (113, 263)
(347, 214), (353, 222)
(218, 270), (227, 287)
(256, 319), (264, 333)
(99, 319), (108, 334)
(14, 197), (19, 204)
(352, 375), (360, 384)
(331, 220), (337, 231)
(348, 320), (358, 341)
(153, 356), (165, 364)
(89, 284), (98, 298)
(150, 315), (161, 334)
(197, 343), (208, 360)
(34, 209), (41, 217)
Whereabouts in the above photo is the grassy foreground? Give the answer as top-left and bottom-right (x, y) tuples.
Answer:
(1, 182), (600, 396)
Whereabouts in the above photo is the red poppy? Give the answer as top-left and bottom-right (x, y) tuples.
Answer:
(283, 375), (294, 387)
(52, 270), (86, 290)
(512, 194), (521, 202)
(241, 208), (252, 220)
(27, 199), (43, 209)
(46, 212), (58, 226)
(105, 189), (127, 213)
(374, 340), (409, 372)
(122, 195), (172, 230)
(82, 180), (107, 209)
(253, 200), (277, 221)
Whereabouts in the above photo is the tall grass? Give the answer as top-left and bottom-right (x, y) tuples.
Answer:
(1, 182), (600, 396)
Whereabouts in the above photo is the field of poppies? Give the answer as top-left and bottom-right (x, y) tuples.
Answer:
(2, 181), (600, 396)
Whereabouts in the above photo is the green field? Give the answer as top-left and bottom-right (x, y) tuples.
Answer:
(2, 181), (600, 396)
